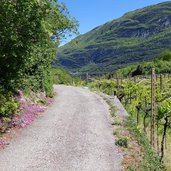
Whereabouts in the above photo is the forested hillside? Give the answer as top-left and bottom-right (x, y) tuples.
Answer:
(115, 50), (171, 77)
(54, 1), (171, 73)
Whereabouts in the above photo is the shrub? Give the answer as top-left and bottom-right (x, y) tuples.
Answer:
(52, 68), (73, 85)
(127, 167), (136, 171)
(0, 92), (19, 118)
(115, 137), (128, 148)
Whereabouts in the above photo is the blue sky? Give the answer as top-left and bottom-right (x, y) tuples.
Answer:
(59, 0), (169, 44)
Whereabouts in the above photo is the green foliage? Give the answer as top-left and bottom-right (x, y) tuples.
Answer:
(158, 50), (171, 61)
(89, 79), (116, 95)
(90, 77), (167, 169)
(0, 0), (78, 123)
(158, 100), (171, 119)
(0, 0), (44, 86)
(115, 138), (128, 148)
(126, 118), (164, 171)
(0, 92), (19, 117)
(110, 105), (116, 117)
(113, 117), (121, 125)
(103, 97), (116, 117)
(38, 99), (49, 106)
(52, 67), (83, 86)
(131, 65), (143, 77)
(42, 68), (54, 97)
(117, 50), (171, 77)
(127, 167), (136, 171)
(0, 0), (78, 94)
(52, 68), (73, 85)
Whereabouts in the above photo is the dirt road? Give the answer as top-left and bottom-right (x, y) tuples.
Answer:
(0, 85), (123, 171)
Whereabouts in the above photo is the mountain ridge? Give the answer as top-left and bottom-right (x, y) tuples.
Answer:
(54, 1), (171, 73)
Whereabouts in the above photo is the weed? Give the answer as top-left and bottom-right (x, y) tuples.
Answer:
(113, 117), (121, 125)
(126, 117), (165, 171)
(127, 166), (136, 171)
(115, 137), (128, 148)
(110, 105), (116, 117)
(38, 99), (49, 106)
(113, 130), (119, 136)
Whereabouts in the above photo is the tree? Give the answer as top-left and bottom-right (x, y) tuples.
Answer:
(158, 50), (171, 61)
(131, 65), (143, 77)
(0, 0), (78, 93)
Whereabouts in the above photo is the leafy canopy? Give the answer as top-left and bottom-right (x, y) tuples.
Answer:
(0, 0), (78, 92)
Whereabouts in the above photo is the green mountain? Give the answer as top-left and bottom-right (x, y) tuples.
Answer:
(54, 1), (171, 73)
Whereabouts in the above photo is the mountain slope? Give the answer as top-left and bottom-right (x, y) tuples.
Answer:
(54, 1), (171, 73)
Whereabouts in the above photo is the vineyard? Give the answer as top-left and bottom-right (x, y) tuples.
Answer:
(89, 70), (171, 170)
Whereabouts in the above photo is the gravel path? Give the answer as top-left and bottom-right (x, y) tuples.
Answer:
(0, 85), (123, 171)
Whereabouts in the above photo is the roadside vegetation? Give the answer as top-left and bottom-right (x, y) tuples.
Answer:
(52, 68), (80, 85)
(99, 90), (164, 171)
(0, 0), (78, 141)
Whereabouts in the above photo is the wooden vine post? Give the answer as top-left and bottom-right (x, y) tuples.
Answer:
(160, 74), (163, 90)
(134, 76), (136, 84)
(86, 73), (89, 83)
(121, 76), (123, 85)
(116, 75), (120, 95)
(151, 68), (155, 147)
(116, 75), (119, 88)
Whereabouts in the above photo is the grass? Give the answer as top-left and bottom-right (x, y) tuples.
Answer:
(112, 117), (122, 126)
(110, 105), (116, 117)
(124, 102), (170, 170)
(126, 117), (165, 171)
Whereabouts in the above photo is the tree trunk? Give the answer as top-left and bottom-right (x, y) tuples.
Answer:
(157, 120), (160, 155)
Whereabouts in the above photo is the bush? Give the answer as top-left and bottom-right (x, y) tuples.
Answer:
(52, 68), (81, 86)
(0, 92), (19, 117)
(52, 68), (73, 85)
(115, 137), (128, 148)
(89, 79), (117, 95)
(0, 1), (78, 97)
(158, 50), (171, 61)
(127, 167), (136, 171)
